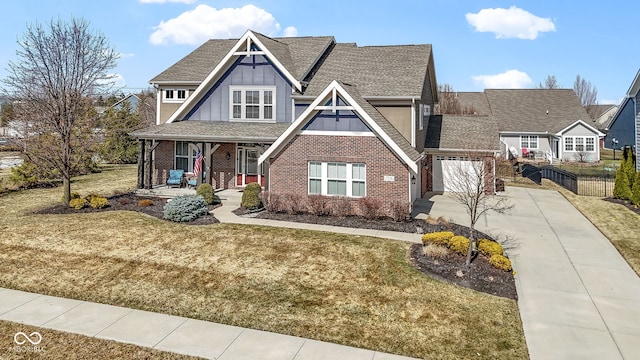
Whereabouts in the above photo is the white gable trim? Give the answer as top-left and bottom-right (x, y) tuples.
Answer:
(259, 80), (418, 173)
(165, 30), (301, 124)
(554, 119), (605, 137)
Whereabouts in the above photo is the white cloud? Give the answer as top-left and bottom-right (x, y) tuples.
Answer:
(97, 74), (126, 89)
(140, 0), (196, 4)
(282, 26), (298, 37)
(466, 6), (555, 40)
(472, 70), (532, 89)
(149, 4), (295, 45)
(119, 53), (135, 59)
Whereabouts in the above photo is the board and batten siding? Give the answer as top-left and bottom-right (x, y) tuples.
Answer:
(185, 55), (292, 123)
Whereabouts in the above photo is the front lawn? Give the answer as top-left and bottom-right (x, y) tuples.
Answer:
(0, 165), (528, 359)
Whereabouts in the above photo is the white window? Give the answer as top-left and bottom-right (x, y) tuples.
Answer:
(520, 135), (538, 149)
(164, 89), (188, 103)
(175, 141), (196, 172)
(565, 137), (574, 151)
(565, 136), (596, 152)
(447, 156), (457, 161)
(229, 86), (275, 121)
(308, 162), (366, 197)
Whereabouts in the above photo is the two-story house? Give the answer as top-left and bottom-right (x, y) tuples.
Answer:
(132, 30), (438, 214)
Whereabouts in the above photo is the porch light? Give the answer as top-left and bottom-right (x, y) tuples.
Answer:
(226, 151), (231, 160)
(411, 175), (416, 185)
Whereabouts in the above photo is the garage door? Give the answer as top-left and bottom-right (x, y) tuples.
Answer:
(432, 155), (481, 192)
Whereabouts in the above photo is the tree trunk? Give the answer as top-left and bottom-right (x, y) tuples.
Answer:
(465, 226), (476, 267)
(63, 176), (71, 205)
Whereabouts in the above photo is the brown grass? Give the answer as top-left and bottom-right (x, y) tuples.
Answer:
(0, 320), (197, 359)
(0, 165), (528, 359)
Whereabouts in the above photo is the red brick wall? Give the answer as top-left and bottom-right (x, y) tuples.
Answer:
(268, 135), (410, 212)
(210, 143), (236, 189)
(154, 141), (174, 184)
(423, 155), (432, 193)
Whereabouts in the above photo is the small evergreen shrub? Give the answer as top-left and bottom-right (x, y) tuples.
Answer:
(489, 254), (512, 271)
(196, 183), (215, 205)
(478, 238), (504, 257)
(448, 235), (470, 255)
(138, 199), (154, 207)
(69, 197), (87, 210)
(163, 194), (208, 222)
(614, 166), (632, 200)
(89, 195), (109, 209)
(631, 172), (640, 206)
(421, 231), (454, 246)
(241, 182), (262, 209)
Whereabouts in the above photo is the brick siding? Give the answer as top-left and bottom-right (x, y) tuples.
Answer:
(268, 135), (410, 215)
(210, 143), (236, 189)
(153, 141), (174, 184)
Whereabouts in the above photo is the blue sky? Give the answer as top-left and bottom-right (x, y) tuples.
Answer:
(1, 0), (637, 104)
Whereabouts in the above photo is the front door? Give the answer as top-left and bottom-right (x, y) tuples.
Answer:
(236, 146), (263, 187)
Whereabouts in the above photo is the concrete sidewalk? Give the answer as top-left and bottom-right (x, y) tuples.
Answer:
(0, 287), (416, 360)
(426, 187), (640, 360)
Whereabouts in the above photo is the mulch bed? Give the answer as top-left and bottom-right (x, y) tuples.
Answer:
(34, 193), (220, 225)
(604, 197), (640, 215)
(249, 210), (517, 299)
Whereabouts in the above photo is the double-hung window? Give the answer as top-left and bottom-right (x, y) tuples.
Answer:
(565, 136), (596, 152)
(175, 141), (195, 172)
(308, 162), (366, 197)
(230, 86), (275, 121)
(521, 135), (538, 149)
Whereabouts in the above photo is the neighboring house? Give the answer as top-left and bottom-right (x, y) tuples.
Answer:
(604, 69), (640, 165)
(592, 104), (618, 131)
(454, 89), (604, 163)
(424, 115), (499, 193)
(132, 30), (438, 213)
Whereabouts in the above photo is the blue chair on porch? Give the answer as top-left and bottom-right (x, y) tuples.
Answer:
(167, 169), (184, 187)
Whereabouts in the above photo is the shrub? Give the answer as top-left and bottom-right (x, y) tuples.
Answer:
(163, 194), (208, 222)
(241, 182), (262, 209)
(196, 183), (215, 205)
(69, 197), (87, 210)
(358, 197), (382, 219)
(421, 231), (454, 246)
(489, 254), (512, 271)
(138, 199), (153, 207)
(329, 197), (352, 217)
(631, 172), (640, 206)
(614, 166), (632, 200)
(422, 243), (448, 258)
(448, 235), (470, 256)
(388, 200), (410, 222)
(425, 216), (448, 225)
(89, 195), (109, 209)
(478, 238), (504, 257)
(307, 195), (330, 216)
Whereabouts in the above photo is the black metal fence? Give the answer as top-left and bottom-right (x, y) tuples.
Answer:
(540, 165), (614, 197)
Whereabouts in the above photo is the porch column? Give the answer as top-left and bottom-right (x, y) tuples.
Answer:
(144, 139), (152, 189)
(137, 140), (145, 189)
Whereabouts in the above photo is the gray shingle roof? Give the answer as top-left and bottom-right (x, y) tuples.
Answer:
(453, 92), (492, 115)
(130, 121), (290, 142)
(339, 82), (422, 162)
(150, 34), (335, 84)
(301, 43), (432, 98)
(425, 115), (499, 151)
(449, 89), (590, 134)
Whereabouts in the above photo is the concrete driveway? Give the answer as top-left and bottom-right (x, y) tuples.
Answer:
(420, 187), (640, 360)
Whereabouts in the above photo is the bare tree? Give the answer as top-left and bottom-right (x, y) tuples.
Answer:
(446, 150), (513, 267)
(537, 75), (560, 89)
(137, 89), (157, 128)
(573, 74), (598, 119)
(2, 18), (118, 203)
(436, 83), (477, 115)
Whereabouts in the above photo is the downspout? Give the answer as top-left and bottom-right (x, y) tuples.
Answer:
(411, 99), (416, 147)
